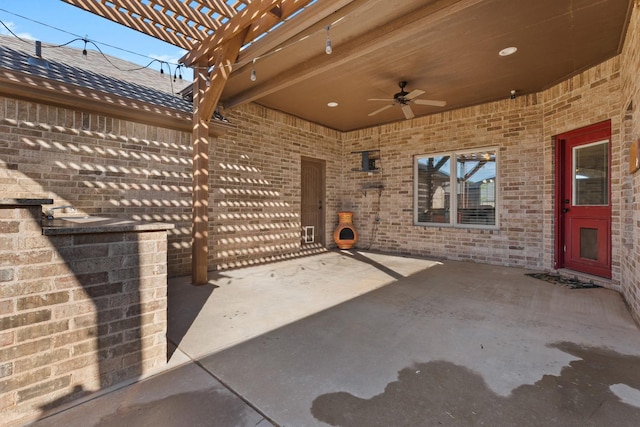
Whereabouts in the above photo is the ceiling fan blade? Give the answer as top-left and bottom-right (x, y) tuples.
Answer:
(414, 99), (447, 107)
(405, 89), (425, 100)
(401, 104), (415, 119)
(368, 98), (396, 102)
(368, 104), (394, 116)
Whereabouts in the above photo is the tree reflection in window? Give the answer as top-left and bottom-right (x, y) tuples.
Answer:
(415, 149), (497, 227)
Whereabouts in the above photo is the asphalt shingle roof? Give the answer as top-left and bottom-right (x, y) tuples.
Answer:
(0, 34), (193, 114)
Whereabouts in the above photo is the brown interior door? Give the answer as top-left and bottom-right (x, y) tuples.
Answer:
(301, 157), (325, 245)
(556, 121), (611, 278)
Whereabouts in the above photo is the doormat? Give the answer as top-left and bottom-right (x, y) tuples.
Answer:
(525, 273), (601, 289)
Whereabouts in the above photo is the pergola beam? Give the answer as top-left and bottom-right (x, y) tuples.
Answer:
(225, 0), (483, 108)
(179, 0), (282, 67)
(238, 0), (353, 65)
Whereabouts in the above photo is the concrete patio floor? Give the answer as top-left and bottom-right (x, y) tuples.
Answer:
(31, 251), (640, 426)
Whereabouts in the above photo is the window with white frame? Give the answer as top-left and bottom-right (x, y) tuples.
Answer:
(414, 148), (498, 228)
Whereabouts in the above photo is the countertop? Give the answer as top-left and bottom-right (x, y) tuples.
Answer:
(0, 198), (53, 206)
(0, 199), (173, 235)
(42, 216), (174, 235)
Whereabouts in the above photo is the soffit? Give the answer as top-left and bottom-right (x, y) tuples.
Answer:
(63, 0), (634, 132)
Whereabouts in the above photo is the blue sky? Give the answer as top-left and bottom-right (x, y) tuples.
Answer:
(0, 1), (186, 68)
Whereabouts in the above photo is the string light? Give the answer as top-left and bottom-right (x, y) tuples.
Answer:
(250, 58), (257, 82)
(0, 7), (178, 66)
(325, 25), (332, 55)
(0, 7), (350, 82)
(173, 64), (183, 82)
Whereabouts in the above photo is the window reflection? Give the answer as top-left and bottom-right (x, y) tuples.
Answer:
(573, 141), (608, 206)
(416, 155), (451, 223)
(415, 149), (497, 227)
(456, 151), (496, 225)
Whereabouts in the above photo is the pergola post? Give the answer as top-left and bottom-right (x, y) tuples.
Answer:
(191, 61), (210, 285)
(65, 1), (314, 285)
(191, 33), (247, 285)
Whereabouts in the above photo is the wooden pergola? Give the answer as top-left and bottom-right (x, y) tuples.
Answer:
(61, 0), (343, 284)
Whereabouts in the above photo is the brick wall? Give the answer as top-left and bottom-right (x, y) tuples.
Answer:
(340, 28), (638, 321)
(0, 99), (344, 276)
(212, 103), (343, 269)
(342, 95), (546, 269)
(1, 8), (639, 317)
(0, 203), (168, 426)
(541, 58), (623, 288)
(619, 2), (640, 323)
(0, 102), (194, 277)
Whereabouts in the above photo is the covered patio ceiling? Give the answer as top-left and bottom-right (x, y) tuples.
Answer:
(62, 0), (633, 132)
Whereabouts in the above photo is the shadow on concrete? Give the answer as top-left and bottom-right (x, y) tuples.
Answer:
(311, 342), (640, 427)
(166, 275), (218, 358)
(336, 250), (404, 280)
(30, 355), (269, 427)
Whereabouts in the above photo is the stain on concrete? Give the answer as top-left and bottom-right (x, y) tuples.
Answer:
(95, 388), (268, 427)
(311, 342), (640, 426)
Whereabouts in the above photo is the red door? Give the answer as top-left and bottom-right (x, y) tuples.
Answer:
(555, 121), (611, 278)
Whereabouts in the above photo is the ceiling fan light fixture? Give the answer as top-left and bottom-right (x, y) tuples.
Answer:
(499, 46), (518, 56)
(368, 81), (446, 119)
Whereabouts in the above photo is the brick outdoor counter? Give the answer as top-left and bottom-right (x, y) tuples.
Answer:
(0, 199), (174, 426)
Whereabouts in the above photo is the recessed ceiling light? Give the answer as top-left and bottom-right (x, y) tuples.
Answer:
(499, 46), (518, 56)
(327, 102), (339, 107)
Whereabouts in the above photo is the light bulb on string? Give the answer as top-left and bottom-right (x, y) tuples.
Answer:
(173, 65), (184, 82)
(82, 39), (88, 57)
(325, 25), (332, 54)
(250, 58), (257, 82)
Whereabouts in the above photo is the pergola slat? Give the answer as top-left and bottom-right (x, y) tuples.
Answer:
(63, 0), (196, 50)
(151, 0), (221, 34)
(101, 0), (207, 44)
(179, 0), (282, 67)
(202, 0), (238, 20)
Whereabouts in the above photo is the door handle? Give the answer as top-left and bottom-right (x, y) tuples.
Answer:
(562, 208), (570, 213)
(319, 201), (323, 210)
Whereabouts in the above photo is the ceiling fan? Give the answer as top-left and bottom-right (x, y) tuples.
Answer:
(368, 81), (446, 119)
